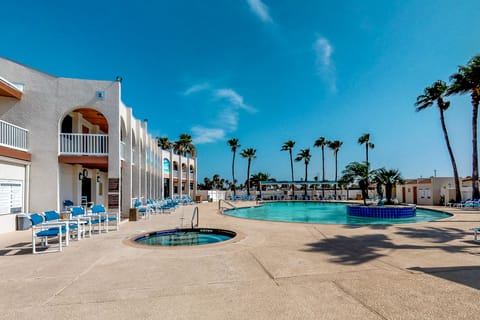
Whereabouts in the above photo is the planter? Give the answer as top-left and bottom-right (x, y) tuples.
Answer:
(347, 205), (416, 218)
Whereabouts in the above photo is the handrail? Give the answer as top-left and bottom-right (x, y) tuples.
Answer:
(218, 199), (237, 214)
(191, 206), (199, 228)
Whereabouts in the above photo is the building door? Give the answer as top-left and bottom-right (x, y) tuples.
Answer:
(82, 178), (92, 203)
(402, 187), (406, 203)
(163, 178), (170, 198)
(413, 186), (417, 204)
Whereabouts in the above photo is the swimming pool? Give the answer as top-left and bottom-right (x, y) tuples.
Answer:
(134, 228), (236, 247)
(224, 202), (451, 224)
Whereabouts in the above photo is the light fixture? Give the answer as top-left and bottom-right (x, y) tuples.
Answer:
(97, 176), (101, 183)
(78, 172), (83, 180)
(79, 169), (88, 180)
(83, 169), (88, 178)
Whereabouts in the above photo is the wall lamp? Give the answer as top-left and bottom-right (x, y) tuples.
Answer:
(79, 169), (89, 180)
(97, 175), (101, 183)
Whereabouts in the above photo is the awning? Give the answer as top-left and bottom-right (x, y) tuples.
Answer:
(0, 76), (23, 99)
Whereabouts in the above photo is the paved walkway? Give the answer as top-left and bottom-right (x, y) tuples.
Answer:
(0, 202), (479, 319)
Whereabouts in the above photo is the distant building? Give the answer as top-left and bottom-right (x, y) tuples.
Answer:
(395, 177), (466, 205)
(0, 57), (196, 233)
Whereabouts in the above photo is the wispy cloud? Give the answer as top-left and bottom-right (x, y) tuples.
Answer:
(191, 126), (226, 144)
(246, 0), (273, 24)
(215, 88), (257, 113)
(184, 84), (257, 144)
(313, 36), (336, 92)
(183, 83), (210, 96)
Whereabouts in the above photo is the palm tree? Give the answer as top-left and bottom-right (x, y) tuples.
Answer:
(373, 168), (404, 205)
(358, 133), (374, 168)
(416, 80), (462, 203)
(174, 133), (196, 157)
(340, 162), (370, 205)
(281, 140), (295, 198)
(157, 136), (172, 150)
(250, 172), (276, 193)
(313, 137), (329, 198)
(295, 148), (312, 197)
(328, 140), (343, 197)
(241, 148), (256, 196)
(448, 54), (480, 199)
(228, 138), (241, 197)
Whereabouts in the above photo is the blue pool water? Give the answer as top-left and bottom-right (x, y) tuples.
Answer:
(224, 202), (451, 224)
(134, 228), (236, 246)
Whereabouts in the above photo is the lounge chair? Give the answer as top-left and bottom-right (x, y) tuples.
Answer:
(29, 213), (69, 254)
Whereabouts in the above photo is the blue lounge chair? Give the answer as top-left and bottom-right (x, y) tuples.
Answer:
(29, 213), (68, 254)
(70, 206), (92, 237)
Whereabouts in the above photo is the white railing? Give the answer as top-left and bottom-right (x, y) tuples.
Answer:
(120, 141), (125, 160)
(173, 171), (179, 179)
(59, 133), (108, 155)
(0, 120), (28, 151)
(181, 172), (187, 179)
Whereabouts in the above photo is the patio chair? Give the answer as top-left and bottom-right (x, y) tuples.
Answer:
(134, 201), (151, 219)
(29, 213), (69, 254)
(43, 210), (84, 241)
(70, 206), (92, 238)
(91, 205), (119, 232)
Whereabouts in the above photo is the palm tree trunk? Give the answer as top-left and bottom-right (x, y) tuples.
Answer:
(232, 151), (236, 196)
(439, 109), (462, 202)
(289, 150), (294, 199)
(321, 146), (325, 198)
(247, 159), (251, 196)
(304, 164), (308, 197)
(472, 97), (479, 199)
(334, 154), (338, 197)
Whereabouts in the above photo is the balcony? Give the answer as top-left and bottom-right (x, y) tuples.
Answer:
(59, 133), (108, 155)
(0, 120), (28, 151)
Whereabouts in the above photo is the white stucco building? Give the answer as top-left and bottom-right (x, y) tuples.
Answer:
(0, 57), (196, 233)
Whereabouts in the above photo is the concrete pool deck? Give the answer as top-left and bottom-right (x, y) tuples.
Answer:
(0, 201), (479, 319)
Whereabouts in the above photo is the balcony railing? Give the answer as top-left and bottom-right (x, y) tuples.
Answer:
(0, 120), (28, 151)
(59, 133), (108, 155)
(173, 171), (178, 179)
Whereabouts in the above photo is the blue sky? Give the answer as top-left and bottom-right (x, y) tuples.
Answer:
(2, 0), (480, 183)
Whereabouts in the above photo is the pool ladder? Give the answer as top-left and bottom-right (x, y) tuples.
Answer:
(218, 199), (237, 214)
(191, 206), (199, 228)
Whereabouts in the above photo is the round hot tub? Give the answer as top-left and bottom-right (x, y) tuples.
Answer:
(133, 228), (236, 247)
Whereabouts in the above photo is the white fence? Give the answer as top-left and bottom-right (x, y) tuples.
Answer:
(59, 133), (108, 155)
(0, 120), (28, 151)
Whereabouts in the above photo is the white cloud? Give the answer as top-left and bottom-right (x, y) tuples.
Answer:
(183, 83), (210, 96)
(246, 0), (273, 23)
(314, 37), (333, 67)
(313, 36), (337, 92)
(191, 126), (226, 144)
(185, 84), (257, 144)
(215, 88), (257, 113)
(218, 108), (239, 131)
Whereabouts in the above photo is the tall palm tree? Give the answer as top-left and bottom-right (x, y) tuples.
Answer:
(358, 133), (374, 168)
(340, 162), (369, 205)
(416, 80), (462, 202)
(228, 138), (241, 197)
(448, 54), (480, 199)
(157, 136), (172, 150)
(241, 148), (256, 196)
(328, 140), (343, 197)
(281, 140), (295, 198)
(313, 137), (329, 198)
(295, 148), (312, 197)
(373, 168), (404, 205)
